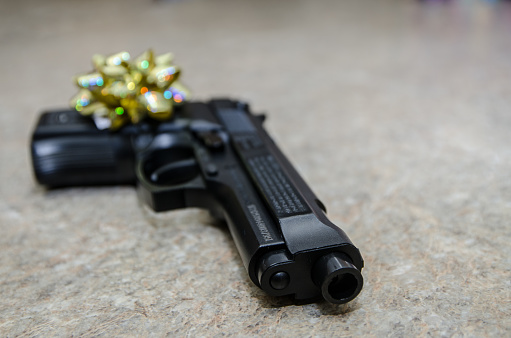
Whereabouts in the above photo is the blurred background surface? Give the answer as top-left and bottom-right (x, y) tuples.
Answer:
(0, 0), (510, 335)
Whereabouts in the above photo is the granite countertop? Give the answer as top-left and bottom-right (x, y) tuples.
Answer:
(0, 0), (510, 336)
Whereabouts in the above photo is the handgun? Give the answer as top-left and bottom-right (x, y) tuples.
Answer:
(30, 99), (364, 304)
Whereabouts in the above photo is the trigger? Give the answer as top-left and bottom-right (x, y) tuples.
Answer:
(150, 158), (199, 185)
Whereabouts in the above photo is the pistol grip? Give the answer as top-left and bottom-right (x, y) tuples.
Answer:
(31, 110), (135, 187)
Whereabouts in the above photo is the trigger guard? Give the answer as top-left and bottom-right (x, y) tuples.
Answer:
(135, 131), (207, 212)
(136, 131), (200, 187)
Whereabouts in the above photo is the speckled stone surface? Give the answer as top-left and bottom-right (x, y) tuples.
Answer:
(1, 0), (510, 336)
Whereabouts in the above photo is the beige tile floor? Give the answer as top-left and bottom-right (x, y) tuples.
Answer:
(1, 0), (510, 335)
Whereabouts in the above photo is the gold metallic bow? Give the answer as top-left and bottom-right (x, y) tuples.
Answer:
(70, 50), (191, 130)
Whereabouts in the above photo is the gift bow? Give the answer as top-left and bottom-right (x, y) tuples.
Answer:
(70, 50), (190, 130)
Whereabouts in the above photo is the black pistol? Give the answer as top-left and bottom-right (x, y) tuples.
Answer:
(30, 99), (364, 304)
